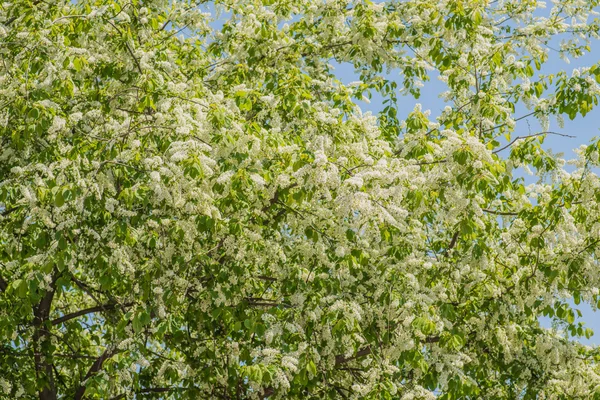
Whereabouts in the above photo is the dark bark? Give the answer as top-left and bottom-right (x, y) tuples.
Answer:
(34, 287), (57, 400)
(73, 348), (120, 400)
(50, 302), (133, 326)
(0, 275), (7, 292)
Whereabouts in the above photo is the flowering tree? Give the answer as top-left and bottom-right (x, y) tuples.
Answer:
(3, 0), (600, 398)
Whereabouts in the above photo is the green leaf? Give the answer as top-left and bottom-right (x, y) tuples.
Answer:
(58, 236), (67, 250)
(132, 315), (143, 333)
(73, 57), (83, 71)
(13, 279), (27, 298)
(306, 360), (317, 376)
(54, 191), (65, 207)
(332, 319), (345, 334)
(254, 323), (266, 336)
(27, 108), (39, 120)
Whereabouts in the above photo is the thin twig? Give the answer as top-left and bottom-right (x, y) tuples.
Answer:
(493, 131), (575, 154)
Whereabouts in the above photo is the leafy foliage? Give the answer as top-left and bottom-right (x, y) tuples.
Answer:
(2, 0), (600, 399)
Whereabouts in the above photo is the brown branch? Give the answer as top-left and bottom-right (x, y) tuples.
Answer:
(332, 385), (350, 400)
(138, 387), (173, 394)
(482, 208), (519, 216)
(261, 183), (298, 213)
(245, 301), (287, 308)
(71, 277), (103, 305)
(109, 386), (197, 399)
(482, 111), (536, 134)
(334, 335), (441, 366)
(0, 349), (98, 360)
(261, 387), (275, 399)
(170, 94), (209, 109)
(0, 205), (19, 217)
(334, 346), (372, 365)
(0, 275), (7, 293)
(255, 275), (277, 282)
(492, 131), (575, 154)
(244, 298), (292, 309)
(115, 107), (145, 115)
(107, 20), (144, 75)
(415, 159), (448, 166)
(34, 274), (58, 400)
(74, 347), (121, 400)
(50, 302), (133, 326)
(446, 231), (459, 255)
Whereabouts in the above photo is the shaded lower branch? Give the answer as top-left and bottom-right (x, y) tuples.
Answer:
(50, 302), (133, 326)
(74, 347), (122, 400)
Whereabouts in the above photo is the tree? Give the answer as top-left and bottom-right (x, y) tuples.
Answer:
(2, 0), (600, 398)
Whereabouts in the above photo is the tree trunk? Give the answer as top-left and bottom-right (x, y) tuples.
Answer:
(34, 287), (57, 400)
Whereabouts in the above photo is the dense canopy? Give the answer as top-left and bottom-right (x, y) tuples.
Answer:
(3, 0), (600, 399)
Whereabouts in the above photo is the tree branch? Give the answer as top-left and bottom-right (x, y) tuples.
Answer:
(0, 275), (7, 293)
(50, 302), (133, 326)
(482, 208), (519, 216)
(255, 275), (277, 282)
(482, 111), (536, 134)
(109, 386), (193, 400)
(0, 203), (20, 217)
(334, 335), (441, 366)
(444, 231), (459, 257)
(105, 20), (144, 76)
(334, 346), (372, 365)
(0, 348), (98, 360)
(73, 347), (121, 400)
(244, 298), (292, 309)
(261, 183), (298, 213)
(492, 131), (575, 154)
(34, 273), (58, 400)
